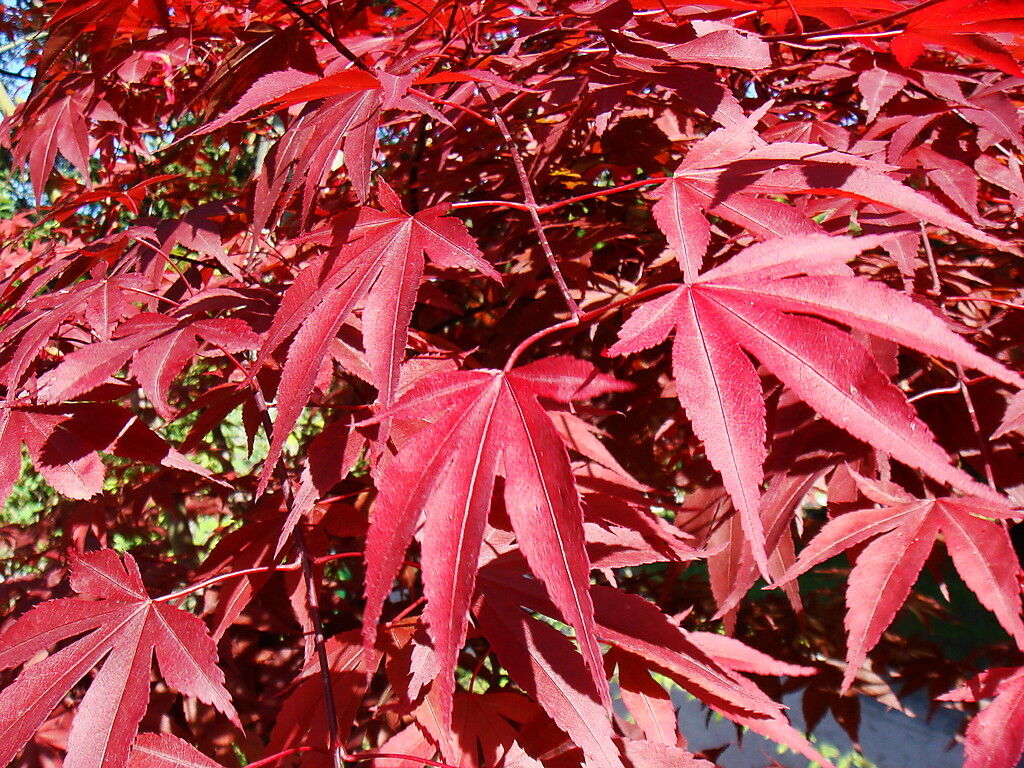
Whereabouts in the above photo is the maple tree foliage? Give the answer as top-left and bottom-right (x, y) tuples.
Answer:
(1, 0), (1023, 766)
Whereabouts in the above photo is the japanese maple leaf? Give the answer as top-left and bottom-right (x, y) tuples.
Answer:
(0, 402), (215, 508)
(267, 629), (381, 768)
(938, 665), (1024, 768)
(473, 593), (625, 768)
(651, 101), (1009, 268)
(647, 102), (1003, 281)
(257, 184), (500, 492)
(189, 66), (394, 215)
(0, 407), (104, 504)
(775, 491), (1024, 690)
(197, 67), (445, 226)
(0, 549), (239, 768)
(136, 203), (242, 280)
(414, 688), (546, 768)
(706, 464), (822, 621)
(11, 87), (92, 203)
(192, 67), (381, 139)
(994, 389), (1024, 438)
(609, 233), (1022, 574)
(362, 356), (631, 734)
(0, 270), (130, 398)
(857, 67), (909, 123)
(35, 312), (258, 418)
(476, 563), (835, 768)
(608, 650), (678, 746)
(648, 105), (826, 281)
(889, 0), (1024, 78)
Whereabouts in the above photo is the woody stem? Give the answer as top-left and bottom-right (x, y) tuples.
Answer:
(486, 95), (582, 319)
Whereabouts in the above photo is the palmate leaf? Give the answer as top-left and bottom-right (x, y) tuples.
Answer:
(11, 87), (92, 203)
(0, 407), (105, 502)
(266, 629), (382, 768)
(646, 100), (1012, 273)
(256, 184), (499, 493)
(647, 104), (827, 282)
(0, 550), (239, 768)
(187, 65), (387, 217)
(0, 402), (215, 508)
(35, 312), (259, 417)
(362, 356), (631, 734)
(474, 594), (625, 768)
(888, 0), (1024, 77)
(776, 493), (1024, 689)
(476, 562), (836, 768)
(610, 233), (1022, 574)
(413, 687), (544, 768)
(939, 666), (1024, 768)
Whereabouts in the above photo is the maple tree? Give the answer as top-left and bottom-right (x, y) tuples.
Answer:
(0, 0), (1023, 766)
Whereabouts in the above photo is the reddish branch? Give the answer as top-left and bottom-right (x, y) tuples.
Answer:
(294, 528), (345, 768)
(920, 227), (997, 489)
(154, 552), (365, 603)
(503, 282), (679, 369)
(488, 104), (583, 318)
(245, 745), (463, 768)
(767, 0), (947, 41)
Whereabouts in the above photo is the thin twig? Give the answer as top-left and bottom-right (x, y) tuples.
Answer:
(410, 90), (495, 125)
(155, 562), (299, 602)
(132, 239), (199, 296)
(154, 552), (366, 603)
(920, 225), (996, 488)
(504, 317), (580, 371)
(766, 0), (944, 41)
(0, 31), (45, 56)
(342, 751), (462, 768)
(907, 383), (963, 403)
(922, 225), (942, 295)
(450, 177), (668, 215)
(782, 0), (805, 36)
(957, 363), (997, 488)
(538, 178), (667, 214)
(244, 745), (464, 768)
(295, 527), (346, 768)
(503, 282), (679, 370)
(450, 198), (535, 212)
(119, 285), (184, 308)
(276, 0), (373, 73)
(245, 746), (322, 768)
(485, 95), (582, 318)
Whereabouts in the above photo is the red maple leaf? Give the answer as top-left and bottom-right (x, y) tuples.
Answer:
(0, 549), (239, 768)
(609, 233), (1021, 573)
(939, 665), (1024, 768)
(257, 183), (500, 492)
(777, 487), (1024, 689)
(362, 356), (631, 733)
(36, 312), (258, 418)
(889, 0), (1024, 77)
(10, 87), (93, 203)
(188, 66), (387, 216)
(266, 629), (381, 768)
(646, 101), (1007, 283)
(477, 562), (836, 768)
(647, 104), (826, 282)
